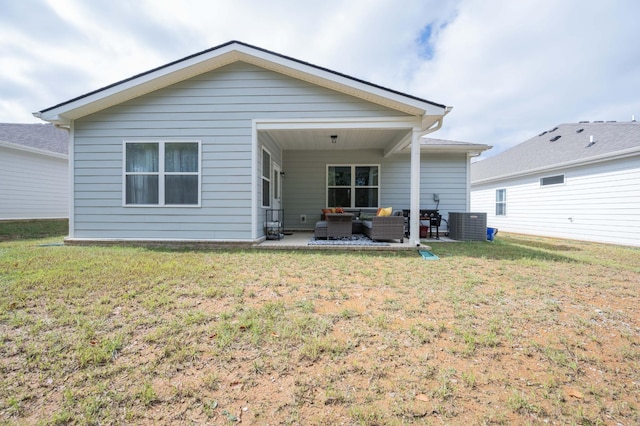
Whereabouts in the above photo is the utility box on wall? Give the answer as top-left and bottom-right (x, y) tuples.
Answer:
(448, 212), (487, 241)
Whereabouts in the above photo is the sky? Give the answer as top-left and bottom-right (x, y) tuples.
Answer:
(1, 0), (639, 158)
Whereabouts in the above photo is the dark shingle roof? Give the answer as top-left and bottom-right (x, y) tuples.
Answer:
(0, 123), (68, 155)
(471, 121), (640, 183)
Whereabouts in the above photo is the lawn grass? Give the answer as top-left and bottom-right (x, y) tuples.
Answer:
(1, 220), (639, 424)
(0, 219), (68, 242)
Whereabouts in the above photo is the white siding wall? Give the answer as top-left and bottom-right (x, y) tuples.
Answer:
(283, 150), (469, 231)
(0, 146), (68, 220)
(471, 156), (640, 247)
(72, 62), (406, 240)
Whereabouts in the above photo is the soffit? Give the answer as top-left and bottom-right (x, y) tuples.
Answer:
(265, 129), (492, 155)
(266, 128), (408, 151)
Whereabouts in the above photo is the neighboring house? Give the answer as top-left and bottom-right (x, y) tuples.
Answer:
(0, 123), (68, 220)
(471, 120), (640, 247)
(34, 40), (489, 245)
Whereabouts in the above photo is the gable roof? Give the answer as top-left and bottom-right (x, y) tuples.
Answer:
(0, 123), (68, 157)
(471, 121), (640, 184)
(34, 40), (449, 127)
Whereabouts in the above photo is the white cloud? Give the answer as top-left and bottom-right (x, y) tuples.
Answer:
(1, 0), (639, 157)
(413, 0), (640, 155)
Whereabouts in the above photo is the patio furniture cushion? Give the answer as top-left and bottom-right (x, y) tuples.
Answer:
(360, 211), (376, 220)
(362, 215), (404, 242)
(314, 221), (328, 239)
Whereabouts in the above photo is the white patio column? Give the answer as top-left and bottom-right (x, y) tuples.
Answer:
(409, 128), (421, 246)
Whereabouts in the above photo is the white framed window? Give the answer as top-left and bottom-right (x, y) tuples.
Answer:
(496, 188), (506, 216)
(327, 165), (379, 208)
(262, 148), (271, 208)
(540, 174), (565, 186)
(124, 140), (201, 206)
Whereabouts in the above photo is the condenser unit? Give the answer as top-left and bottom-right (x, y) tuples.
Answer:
(448, 212), (487, 241)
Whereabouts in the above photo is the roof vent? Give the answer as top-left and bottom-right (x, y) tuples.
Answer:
(594, 120), (604, 123)
(538, 131), (548, 136)
(550, 135), (561, 142)
(576, 128), (584, 133)
(579, 120), (589, 123)
(549, 127), (558, 132)
(587, 135), (596, 147)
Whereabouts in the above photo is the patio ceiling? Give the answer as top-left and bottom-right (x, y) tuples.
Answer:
(265, 128), (410, 151)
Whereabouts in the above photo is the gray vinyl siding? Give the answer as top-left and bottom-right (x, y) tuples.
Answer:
(0, 146), (68, 220)
(470, 156), (640, 247)
(72, 62), (405, 240)
(282, 150), (469, 230)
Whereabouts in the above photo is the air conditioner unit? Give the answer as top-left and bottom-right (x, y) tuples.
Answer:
(448, 212), (487, 241)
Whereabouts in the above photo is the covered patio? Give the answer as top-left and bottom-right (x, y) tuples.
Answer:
(256, 112), (453, 247)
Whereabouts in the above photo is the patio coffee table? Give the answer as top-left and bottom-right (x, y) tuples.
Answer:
(325, 213), (353, 238)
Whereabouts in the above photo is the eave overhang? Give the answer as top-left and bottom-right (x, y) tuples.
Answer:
(420, 143), (491, 155)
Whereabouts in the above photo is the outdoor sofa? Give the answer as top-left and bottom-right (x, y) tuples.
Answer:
(361, 215), (405, 242)
(315, 208), (405, 242)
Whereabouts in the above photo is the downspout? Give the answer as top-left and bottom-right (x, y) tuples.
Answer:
(409, 108), (451, 246)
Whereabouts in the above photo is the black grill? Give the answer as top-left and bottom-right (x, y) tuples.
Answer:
(420, 210), (442, 239)
(403, 209), (442, 239)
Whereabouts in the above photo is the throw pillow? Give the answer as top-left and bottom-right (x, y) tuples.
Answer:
(321, 208), (333, 219)
(377, 207), (393, 217)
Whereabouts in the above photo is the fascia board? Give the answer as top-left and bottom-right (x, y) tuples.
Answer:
(386, 142), (492, 157)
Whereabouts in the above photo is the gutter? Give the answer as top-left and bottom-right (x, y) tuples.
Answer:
(33, 111), (71, 128)
(0, 140), (68, 160)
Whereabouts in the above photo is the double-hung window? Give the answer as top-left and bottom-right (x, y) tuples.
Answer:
(495, 188), (506, 216)
(124, 141), (200, 206)
(327, 165), (379, 208)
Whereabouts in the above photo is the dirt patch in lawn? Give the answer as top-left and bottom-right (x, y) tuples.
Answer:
(1, 233), (639, 424)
